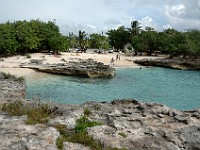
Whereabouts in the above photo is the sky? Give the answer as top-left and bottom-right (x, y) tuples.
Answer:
(1, 0), (200, 35)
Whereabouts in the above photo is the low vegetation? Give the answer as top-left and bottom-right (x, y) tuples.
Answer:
(118, 132), (127, 138)
(55, 115), (126, 150)
(1, 100), (54, 124)
(83, 108), (92, 116)
(93, 104), (101, 110)
(26, 54), (31, 59)
(0, 72), (24, 82)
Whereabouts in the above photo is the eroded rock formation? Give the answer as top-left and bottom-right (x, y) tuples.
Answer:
(0, 99), (200, 150)
(21, 59), (116, 78)
(134, 57), (200, 70)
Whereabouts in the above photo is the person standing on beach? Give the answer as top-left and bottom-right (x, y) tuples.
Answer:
(116, 54), (119, 60)
(110, 57), (114, 65)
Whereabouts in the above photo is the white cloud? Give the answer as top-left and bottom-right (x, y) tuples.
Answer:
(164, 0), (200, 30)
(165, 4), (185, 17)
(104, 18), (121, 25)
(162, 24), (172, 30)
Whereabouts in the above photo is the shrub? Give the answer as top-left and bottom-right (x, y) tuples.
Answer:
(118, 132), (127, 138)
(26, 54), (31, 59)
(56, 136), (64, 149)
(1, 100), (54, 125)
(75, 116), (102, 132)
(60, 58), (66, 62)
(1, 100), (26, 116)
(93, 104), (101, 110)
(83, 108), (92, 116)
(53, 123), (68, 137)
(0, 72), (24, 82)
(66, 130), (102, 150)
(26, 103), (54, 124)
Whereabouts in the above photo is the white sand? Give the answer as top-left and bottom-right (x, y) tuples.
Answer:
(0, 51), (165, 77)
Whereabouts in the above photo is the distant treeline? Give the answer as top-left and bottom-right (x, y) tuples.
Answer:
(0, 19), (200, 57)
(107, 22), (200, 57)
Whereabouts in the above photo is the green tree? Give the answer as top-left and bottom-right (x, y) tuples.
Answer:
(68, 32), (78, 48)
(48, 35), (68, 53)
(107, 26), (129, 51)
(0, 22), (18, 55)
(14, 20), (40, 53)
(88, 33), (109, 49)
(184, 30), (200, 57)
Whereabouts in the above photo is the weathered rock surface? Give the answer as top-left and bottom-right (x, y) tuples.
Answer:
(0, 75), (200, 149)
(0, 72), (25, 102)
(134, 57), (200, 70)
(21, 58), (116, 78)
(0, 99), (200, 150)
(0, 114), (59, 150)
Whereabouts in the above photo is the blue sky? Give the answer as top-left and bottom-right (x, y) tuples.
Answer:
(1, 0), (200, 35)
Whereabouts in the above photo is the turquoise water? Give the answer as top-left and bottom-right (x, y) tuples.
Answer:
(26, 67), (200, 110)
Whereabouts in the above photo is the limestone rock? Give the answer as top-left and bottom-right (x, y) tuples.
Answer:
(21, 59), (116, 78)
(134, 57), (200, 70)
(0, 72), (25, 102)
(63, 142), (91, 150)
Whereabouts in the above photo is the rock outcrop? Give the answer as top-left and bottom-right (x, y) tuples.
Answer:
(0, 72), (25, 102)
(21, 59), (116, 78)
(134, 57), (200, 70)
(0, 99), (200, 150)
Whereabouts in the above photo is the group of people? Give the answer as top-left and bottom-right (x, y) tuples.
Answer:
(110, 53), (120, 65)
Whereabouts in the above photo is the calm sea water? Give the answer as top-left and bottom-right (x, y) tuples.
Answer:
(26, 67), (200, 110)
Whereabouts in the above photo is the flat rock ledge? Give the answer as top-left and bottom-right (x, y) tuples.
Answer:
(0, 99), (200, 150)
(20, 58), (116, 78)
(134, 57), (200, 70)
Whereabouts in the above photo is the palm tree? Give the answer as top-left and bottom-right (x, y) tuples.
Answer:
(125, 20), (142, 56)
(129, 20), (142, 36)
(78, 30), (87, 52)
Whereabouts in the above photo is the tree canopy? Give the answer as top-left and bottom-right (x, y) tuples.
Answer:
(0, 20), (69, 55)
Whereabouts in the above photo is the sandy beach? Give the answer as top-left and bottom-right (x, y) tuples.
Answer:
(0, 51), (165, 77)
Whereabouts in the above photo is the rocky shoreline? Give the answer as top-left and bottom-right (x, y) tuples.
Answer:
(0, 99), (200, 150)
(20, 58), (116, 78)
(0, 72), (200, 149)
(134, 57), (200, 70)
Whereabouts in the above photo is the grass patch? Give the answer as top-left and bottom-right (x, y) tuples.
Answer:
(75, 116), (102, 132)
(1, 100), (26, 116)
(118, 132), (127, 138)
(56, 136), (65, 149)
(83, 108), (92, 116)
(93, 104), (101, 110)
(55, 116), (127, 150)
(26, 103), (53, 124)
(55, 116), (103, 150)
(0, 72), (24, 82)
(26, 54), (31, 59)
(1, 100), (54, 125)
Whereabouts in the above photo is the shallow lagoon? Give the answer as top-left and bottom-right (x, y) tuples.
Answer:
(26, 67), (200, 110)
